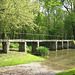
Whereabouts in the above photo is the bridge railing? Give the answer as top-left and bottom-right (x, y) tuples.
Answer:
(0, 32), (74, 40)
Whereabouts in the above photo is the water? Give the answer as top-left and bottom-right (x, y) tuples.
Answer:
(41, 49), (75, 70)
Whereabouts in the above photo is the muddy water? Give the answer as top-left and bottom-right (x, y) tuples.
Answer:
(41, 49), (75, 70)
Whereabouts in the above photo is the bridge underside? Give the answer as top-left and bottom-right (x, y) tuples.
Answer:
(0, 40), (75, 53)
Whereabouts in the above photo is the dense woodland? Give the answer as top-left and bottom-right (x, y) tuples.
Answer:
(0, 0), (75, 40)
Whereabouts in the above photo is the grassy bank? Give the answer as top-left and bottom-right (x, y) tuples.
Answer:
(56, 68), (75, 75)
(0, 51), (45, 67)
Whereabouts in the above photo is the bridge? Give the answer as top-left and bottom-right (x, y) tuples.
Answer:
(0, 39), (75, 53)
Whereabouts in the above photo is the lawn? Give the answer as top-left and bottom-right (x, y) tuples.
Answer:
(0, 51), (45, 67)
(56, 68), (75, 75)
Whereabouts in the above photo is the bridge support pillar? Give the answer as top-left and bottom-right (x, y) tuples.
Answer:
(63, 41), (67, 49)
(19, 42), (26, 52)
(50, 42), (57, 50)
(67, 41), (69, 49)
(62, 41), (63, 49)
(37, 41), (39, 48)
(69, 41), (75, 49)
(32, 42), (39, 54)
(56, 41), (58, 51)
(2, 42), (10, 53)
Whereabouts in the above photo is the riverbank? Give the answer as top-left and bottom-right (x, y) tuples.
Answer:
(0, 50), (63, 75)
(0, 62), (63, 75)
(0, 51), (45, 67)
(56, 68), (75, 75)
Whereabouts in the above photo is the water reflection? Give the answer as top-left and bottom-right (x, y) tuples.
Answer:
(41, 49), (75, 70)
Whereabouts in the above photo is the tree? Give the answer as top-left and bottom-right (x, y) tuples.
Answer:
(40, 0), (61, 34)
(61, 0), (75, 39)
(60, 0), (75, 13)
(0, 0), (39, 33)
(64, 12), (75, 39)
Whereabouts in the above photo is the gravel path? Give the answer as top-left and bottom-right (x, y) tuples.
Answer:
(0, 62), (63, 75)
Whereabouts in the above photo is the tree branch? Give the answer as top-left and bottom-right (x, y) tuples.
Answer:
(63, 5), (70, 14)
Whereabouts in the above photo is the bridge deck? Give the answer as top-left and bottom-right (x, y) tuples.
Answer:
(0, 39), (74, 53)
(0, 39), (73, 43)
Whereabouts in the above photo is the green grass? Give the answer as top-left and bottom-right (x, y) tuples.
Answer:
(73, 40), (75, 44)
(0, 43), (31, 51)
(10, 43), (19, 48)
(0, 43), (19, 48)
(56, 68), (75, 75)
(0, 51), (45, 67)
(0, 43), (2, 48)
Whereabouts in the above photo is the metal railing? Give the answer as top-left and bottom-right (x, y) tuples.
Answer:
(0, 32), (74, 40)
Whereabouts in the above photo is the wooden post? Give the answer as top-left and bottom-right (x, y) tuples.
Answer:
(56, 41), (58, 51)
(2, 41), (10, 53)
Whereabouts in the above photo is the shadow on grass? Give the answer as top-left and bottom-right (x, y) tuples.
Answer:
(10, 50), (19, 52)
(0, 50), (5, 54)
(0, 49), (19, 54)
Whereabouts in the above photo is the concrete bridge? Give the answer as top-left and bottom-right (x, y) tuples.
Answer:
(0, 39), (75, 53)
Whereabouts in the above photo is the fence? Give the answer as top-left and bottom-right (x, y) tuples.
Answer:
(0, 32), (74, 40)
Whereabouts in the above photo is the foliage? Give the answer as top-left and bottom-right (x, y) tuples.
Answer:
(10, 43), (32, 53)
(35, 46), (49, 56)
(27, 46), (32, 53)
(0, 51), (45, 67)
(56, 68), (75, 75)
(0, 0), (39, 32)
(0, 43), (2, 48)
(10, 43), (19, 48)
(73, 40), (75, 44)
(64, 12), (75, 39)
(0, 0), (75, 40)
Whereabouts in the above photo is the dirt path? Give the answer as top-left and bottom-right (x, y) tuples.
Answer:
(0, 62), (63, 75)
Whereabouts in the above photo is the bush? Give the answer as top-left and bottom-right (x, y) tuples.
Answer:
(0, 43), (2, 48)
(35, 46), (49, 56)
(10, 43), (19, 48)
(27, 46), (32, 53)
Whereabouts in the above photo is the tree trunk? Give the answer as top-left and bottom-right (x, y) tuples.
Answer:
(73, 28), (75, 40)
(47, 8), (50, 30)
(73, 1), (75, 40)
(2, 32), (5, 39)
(24, 30), (26, 39)
(38, 26), (40, 40)
(73, 1), (75, 12)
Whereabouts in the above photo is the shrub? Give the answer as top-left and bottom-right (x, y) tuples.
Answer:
(35, 46), (49, 56)
(0, 43), (2, 48)
(27, 46), (32, 53)
(10, 43), (19, 48)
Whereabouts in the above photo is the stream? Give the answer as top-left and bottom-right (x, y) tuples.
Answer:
(41, 49), (75, 70)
